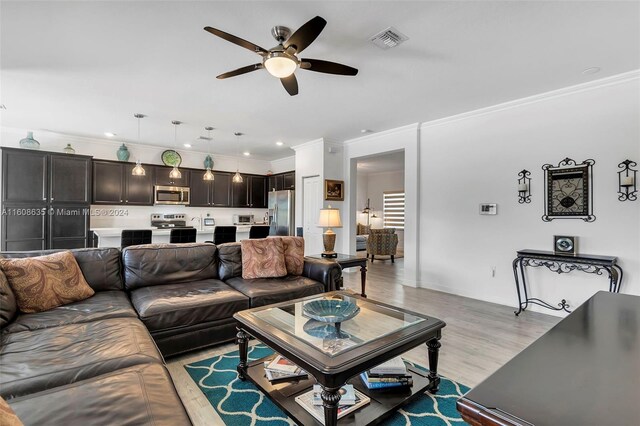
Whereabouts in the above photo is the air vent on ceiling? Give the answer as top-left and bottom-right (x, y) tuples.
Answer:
(370, 27), (409, 50)
(198, 136), (212, 141)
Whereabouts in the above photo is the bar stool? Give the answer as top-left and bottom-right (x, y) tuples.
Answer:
(213, 226), (237, 245)
(169, 228), (197, 243)
(121, 230), (152, 249)
(249, 226), (270, 239)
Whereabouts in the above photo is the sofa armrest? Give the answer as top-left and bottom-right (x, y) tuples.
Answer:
(302, 258), (343, 292)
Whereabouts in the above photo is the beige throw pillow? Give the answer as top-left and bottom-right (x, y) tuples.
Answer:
(0, 396), (23, 426)
(279, 236), (305, 276)
(241, 238), (287, 279)
(0, 251), (95, 313)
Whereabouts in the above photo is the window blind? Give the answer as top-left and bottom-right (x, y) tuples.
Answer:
(383, 191), (405, 230)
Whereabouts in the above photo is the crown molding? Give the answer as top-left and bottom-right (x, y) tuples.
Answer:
(421, 69), (640, 129)
(343, 123), (420, 145)
(290, 138), (324, 151)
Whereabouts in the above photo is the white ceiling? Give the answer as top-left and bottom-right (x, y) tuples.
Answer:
(357, 151), (405, 174)
(1, 1), (638, 160)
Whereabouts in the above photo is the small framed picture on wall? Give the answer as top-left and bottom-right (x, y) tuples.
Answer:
(324, 179), (344, 201)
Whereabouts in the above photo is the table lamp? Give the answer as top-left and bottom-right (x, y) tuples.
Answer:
(317, 206), (342, 258)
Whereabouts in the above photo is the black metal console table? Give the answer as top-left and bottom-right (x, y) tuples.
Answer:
(512, 249), (623, 315)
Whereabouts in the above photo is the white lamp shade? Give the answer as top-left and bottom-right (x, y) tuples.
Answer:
(317, 208), (342, 228)
(264, 56), (297, 78)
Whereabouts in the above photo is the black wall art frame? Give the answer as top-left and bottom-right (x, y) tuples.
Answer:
(542, 157), (595, 222)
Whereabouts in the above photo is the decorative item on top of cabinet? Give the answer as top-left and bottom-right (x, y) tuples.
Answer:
(19, 131), (40, 149)
(517, 169), (531, 204)
(117, 144), (130, 161)
(542, 157), (595, 222)
(618, 159), (637, 202)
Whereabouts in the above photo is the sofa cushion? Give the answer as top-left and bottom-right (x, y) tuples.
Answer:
(0, 251), (95, 313)
(241, 238), (287, 279)
(0, 269), (17, 329)
(130, 279), (249, 332)
(218, 242), (242, 281)
(225, 275), (325, 307)
(122, 243), (219, 290)
(0, 248), (124, 292)
(278, 236), (305, 276)
(3, 291), (136, 334)
(0, 317), (163, 399)
(1, 396), (23, 426)
(8, 364), (191, 426)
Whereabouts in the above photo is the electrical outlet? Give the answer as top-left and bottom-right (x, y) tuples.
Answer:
(490, 266), (496, 278)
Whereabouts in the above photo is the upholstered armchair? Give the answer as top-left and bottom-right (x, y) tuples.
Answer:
(366, 228), (398, 263)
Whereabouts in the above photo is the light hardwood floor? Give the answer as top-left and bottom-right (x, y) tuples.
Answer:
(167, 258), (560, 425)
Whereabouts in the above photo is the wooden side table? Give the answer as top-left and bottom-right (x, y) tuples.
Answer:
(306, 254), (368, 297)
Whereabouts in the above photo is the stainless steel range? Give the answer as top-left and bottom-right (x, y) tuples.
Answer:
(150, 213), (194, 229)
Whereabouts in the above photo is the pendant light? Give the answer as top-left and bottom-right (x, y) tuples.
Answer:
(169, 120), (182, 179)
(232, 132), (244, 183)
(131, 114), (146, 176)
(203, 126), (215, 181)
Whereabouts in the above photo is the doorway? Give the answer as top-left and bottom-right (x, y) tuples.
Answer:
(302, 175), (323, 254)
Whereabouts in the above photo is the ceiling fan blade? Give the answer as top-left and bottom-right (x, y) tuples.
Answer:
(300, 59), (358, 76)
(280, 74), (299, 96)
(284, 16), (327, 54)
(216, 63), (263, 79)
(204, 26), (268, 55)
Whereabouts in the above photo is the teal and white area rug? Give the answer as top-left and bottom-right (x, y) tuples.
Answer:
(184, 344), (470, 426)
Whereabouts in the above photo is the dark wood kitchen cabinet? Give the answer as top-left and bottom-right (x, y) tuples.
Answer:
(92, 160), (153, 205)
(267, 171), (295, 192)
(1, 148), (92, 251)
(154, 166), (190, 187)
(231, 175), (267, 208)
(190, 172), (232, 207)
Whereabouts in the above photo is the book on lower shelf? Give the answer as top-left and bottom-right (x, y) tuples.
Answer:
(295, 387), (370, 425)
(360, 372), (413, 389)
(369, 356), (407, 376)
(263, 355), (308, 383)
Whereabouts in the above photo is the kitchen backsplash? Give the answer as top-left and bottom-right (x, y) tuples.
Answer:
(90, 204), (269, 229)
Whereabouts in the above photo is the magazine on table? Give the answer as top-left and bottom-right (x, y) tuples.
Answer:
(295, 388), (370, 425)
(312, 384), (356, 406)
(266, 355), (302, 374)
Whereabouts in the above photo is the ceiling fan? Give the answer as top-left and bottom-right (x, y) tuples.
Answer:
(204, 16), (358, 96)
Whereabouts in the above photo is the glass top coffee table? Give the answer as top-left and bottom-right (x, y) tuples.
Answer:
(234, 291), (446, 426)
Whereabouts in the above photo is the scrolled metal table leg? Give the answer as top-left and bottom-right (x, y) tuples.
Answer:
(513, 257), (524, 316)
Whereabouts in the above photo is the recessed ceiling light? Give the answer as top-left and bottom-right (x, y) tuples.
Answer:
(243, 152), (250, 156)
(183, 143), (192, 148)
(582, 67), (601, 75)
(276, 141), (284, 146)
(104, 132), (116, 137)
(361, 129), (373, 134)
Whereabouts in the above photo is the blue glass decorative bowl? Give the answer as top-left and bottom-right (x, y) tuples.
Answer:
(303, 299), (360, 323)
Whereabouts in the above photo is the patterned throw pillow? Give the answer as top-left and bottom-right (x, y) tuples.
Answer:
(0, 251), (95, 313)
(241, 238), (287, 279)
(279, 236), (305, 276)
(0, 396), (23, 426)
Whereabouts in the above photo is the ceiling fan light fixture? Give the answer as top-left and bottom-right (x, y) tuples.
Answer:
(264, 52), (298, 78)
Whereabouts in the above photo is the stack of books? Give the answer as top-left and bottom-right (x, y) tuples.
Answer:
(295, 384), (370, 425)
(360, 356), (413, 390)
(263, 355), (308, 383)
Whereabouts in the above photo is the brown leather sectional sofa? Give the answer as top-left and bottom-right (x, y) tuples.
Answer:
(0, 242), (342, 426)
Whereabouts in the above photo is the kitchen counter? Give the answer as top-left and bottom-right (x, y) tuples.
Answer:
(91, 224), (270, 248)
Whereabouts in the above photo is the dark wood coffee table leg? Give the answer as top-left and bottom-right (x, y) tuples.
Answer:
(236, 328), (249, 380)
(360, 263), (367, 297)
(321, 385), (342, 426)
(427, 334), (442, 393)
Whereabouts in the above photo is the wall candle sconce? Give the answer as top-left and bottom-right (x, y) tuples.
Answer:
(517, 169), (531, 204)
(618, 159), (637, 201)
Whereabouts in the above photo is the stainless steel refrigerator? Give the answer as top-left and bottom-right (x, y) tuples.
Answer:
(268, 190), (295, 236)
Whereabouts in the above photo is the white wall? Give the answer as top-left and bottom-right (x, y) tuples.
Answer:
(419, 72), (640, 315)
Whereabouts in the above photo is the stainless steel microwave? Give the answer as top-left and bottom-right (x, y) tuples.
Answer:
(233, 214), (254, 225)
(154, 185), (190, 205)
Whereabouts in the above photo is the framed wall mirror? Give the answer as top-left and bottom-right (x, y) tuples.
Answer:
(542, 157), (595, 222)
